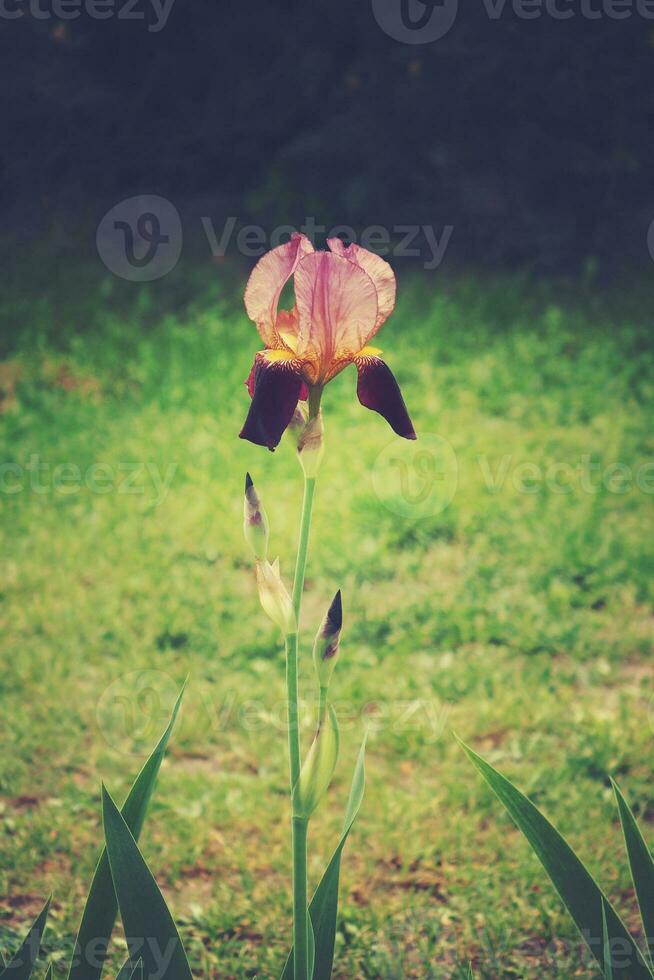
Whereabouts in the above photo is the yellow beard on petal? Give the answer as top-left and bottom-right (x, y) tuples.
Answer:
(354, 345), (384, 362)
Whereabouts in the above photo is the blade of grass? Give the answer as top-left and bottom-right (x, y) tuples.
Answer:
(613, 781), (654, 966)
(459, 738), (653, 979)
(102, 786), (193, 980)
(0, 899), (50, 980)
(603, 899), (614, 980)
(67, 683), (185, 980)
(281, 734), (366, 980)
(116, 960), (143, 979)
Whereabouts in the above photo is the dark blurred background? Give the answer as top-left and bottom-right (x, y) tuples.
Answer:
(2, 0), (654, 275)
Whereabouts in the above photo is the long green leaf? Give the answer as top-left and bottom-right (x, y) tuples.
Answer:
(460, 739), (653, 979)
(102, 786), (192, 980)
(602, 899), (614, 980)
(0, 899), (50, 980)
(116, 960), (143, 979)
(613, 780), (654, 964)
(281, 735), (366, 980)
(67, 684), (185, 980)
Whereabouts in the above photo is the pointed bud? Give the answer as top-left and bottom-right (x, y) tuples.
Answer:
(297, 412), (324, 478)
(293, 704), (340, 819)
(243, 472), (269, 560)
(313, 590), (342, 690)
(255, 558), (296, 635)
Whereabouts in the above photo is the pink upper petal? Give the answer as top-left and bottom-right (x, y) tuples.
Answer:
(293, 252), (378, 376)
(244, 233), (314, 346)
(327, 238), (396, 335)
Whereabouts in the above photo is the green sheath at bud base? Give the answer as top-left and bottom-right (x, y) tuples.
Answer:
(313, 590), (342, 691)
(255, 558), (296, 635)
(297, 412), (324, 478)
(243, 472), (269, 560)
(293, 704), (340, 819)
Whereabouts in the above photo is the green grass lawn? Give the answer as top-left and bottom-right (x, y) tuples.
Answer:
(1, 253), (653, 978)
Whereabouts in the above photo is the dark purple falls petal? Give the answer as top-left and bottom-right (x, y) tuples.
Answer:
(240, 356), (303, 450)
(355, 356), (416, 440)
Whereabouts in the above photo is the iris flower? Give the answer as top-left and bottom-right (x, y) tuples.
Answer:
(239, 233), (416, 450)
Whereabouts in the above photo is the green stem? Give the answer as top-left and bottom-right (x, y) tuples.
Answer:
(292, 817), (309, 979)
(285, 632), (301, 793)
(288, 472), (318, 980)
(292, 477), (316, 620)
(318, 684), (328, 724)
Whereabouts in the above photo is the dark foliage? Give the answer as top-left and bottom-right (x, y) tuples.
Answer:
(2, 0), (653, 269)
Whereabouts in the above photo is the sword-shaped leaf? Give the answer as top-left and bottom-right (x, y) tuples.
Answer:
(459, 738), (653, 979)
(602, 899), (614, 980)
(67, 684), (185, 980)
(0, 899), (50, 980)
(102, 787), (192, 980)
(116, 960), (143, 979)
(613, 780), (654, 968)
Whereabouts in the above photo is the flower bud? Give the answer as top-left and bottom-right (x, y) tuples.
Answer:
(255, 558), (296, 635)
(293, 704), (340, 819)
(313, 590), (342, 690)
(243, 472), (269, 560)
(286, 401), (309, 446)
(297, 412), (324, 478)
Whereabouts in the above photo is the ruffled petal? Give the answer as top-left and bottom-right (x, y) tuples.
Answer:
(244, 233), (314, 347)
(327, 238), (396, 338)
(240, 352), (304, 450)
(355, 351), (416, 440)
(293, 251), (378, 380)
